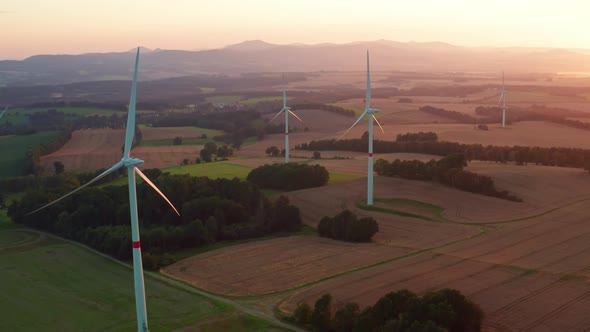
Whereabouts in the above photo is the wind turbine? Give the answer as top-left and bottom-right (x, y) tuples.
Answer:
(498, 71), (507, 128)
(269, 75), (303, 163)
(28, 48), (180, 332)
(338, 51), (384, 206)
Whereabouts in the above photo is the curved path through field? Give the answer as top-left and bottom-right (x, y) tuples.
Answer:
(0, 226), (303, 332)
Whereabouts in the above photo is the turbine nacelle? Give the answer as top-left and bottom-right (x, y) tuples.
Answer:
(123, 157), (144, 168)
(366, 108), (379, 114)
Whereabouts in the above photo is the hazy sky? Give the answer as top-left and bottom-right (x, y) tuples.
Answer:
(1, 0), (588, 59)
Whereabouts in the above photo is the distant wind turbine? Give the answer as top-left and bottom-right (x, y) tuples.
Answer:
(498, 71), (507, 128)
(269, 75), (303, 163)
(28, 48), (179, 332)
(338, 51), (384, 206)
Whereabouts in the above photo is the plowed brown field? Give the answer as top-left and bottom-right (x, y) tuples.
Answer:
(165, 160), (590, 331)
(41, 129), (125, 172)
(40, 129), (203, 172)
(163, 236), (413, 296)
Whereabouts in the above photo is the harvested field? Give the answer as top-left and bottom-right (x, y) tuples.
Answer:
(131, 145), (202, 169)
(282, 178), (481, 248)
(279, 196), (590, 330)
(140, 126), (222, 141)
(40, 128), (204, 171)
(163, 236), (413, 296)
(40, 129), (124, 173)
(466, 161), (590, 209)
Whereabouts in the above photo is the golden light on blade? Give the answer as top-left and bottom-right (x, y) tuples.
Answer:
(135, 167), (180, 216)
(372, 115), (385, 133)
(288, 110), (304, 123)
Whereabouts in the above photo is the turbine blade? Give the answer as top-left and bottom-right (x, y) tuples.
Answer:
(269, 109), (284, 122)
(27, 161), (125, 215)
(135, 167), (180, 216)
(497, 91), (504, 105)
(338, 111), (367, 141)
(366, 50), (371, 109)
(372, 115), (385, 133)
(288, 110), (303, 123)
(0, 107), (7, 119)
(123, 48), (140, 158)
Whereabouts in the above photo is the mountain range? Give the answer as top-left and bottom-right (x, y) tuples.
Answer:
(1, 40), (590, 86)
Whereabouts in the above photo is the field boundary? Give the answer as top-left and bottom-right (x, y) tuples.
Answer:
(0, 226), (302, 332)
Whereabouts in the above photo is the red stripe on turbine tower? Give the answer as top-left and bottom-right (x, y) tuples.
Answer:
(369, 153), (373, 157)
(285, 133), (288, 136)
(132, 241), (141, 248)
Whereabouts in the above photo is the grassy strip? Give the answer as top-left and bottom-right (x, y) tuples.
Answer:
(165, 162), (253, 179)
(356, 198), (447, 223)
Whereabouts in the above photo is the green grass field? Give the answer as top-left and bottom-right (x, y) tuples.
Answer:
(358, 198), (447, 222)
(165, 162), (253, 179)
(0, 223), (287, 331)
(0, 131), (62, 178)
(328, 172), (364, 184)
(140, 138), (211, 146)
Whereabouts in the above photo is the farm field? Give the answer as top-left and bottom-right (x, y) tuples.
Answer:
(40, 128), (124, 173)
(338, 120), (590, 149)
(164, 162), (253, 180)
(280, 199), (590, 331)
(140, 126), (223, 141)
(163, 236), (414, 296)
(0, 131), (62, 177)
(132, 145), (203, 169)
(0, 227), (287, 332)
(157, 154), (590, 330)
(39, 128), (209, 172)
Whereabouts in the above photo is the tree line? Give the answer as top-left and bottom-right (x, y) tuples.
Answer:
(374, 154), (522, 202)
(288, 288), (483, 332)
(247, 163), (329, 191)
(295, 133), (590, 169)
(420, 105), (479, 123)
(8, 172), (302, 269)
(476, 105), (590, 131)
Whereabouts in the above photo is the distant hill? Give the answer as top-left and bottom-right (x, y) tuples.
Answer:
(1, 40), (590, 86)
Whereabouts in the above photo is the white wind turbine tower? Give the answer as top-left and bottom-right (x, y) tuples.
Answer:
(269, 75), (303, 163)
(338, 51), (384, 205)
(499, 71), (507, 128)
(28, 48), (180, 332)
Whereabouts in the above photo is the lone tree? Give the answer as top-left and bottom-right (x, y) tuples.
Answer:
(173, 136), (183, 145)
(53, 161), (65, 175)
(265, 146), (280, 157)
(313, 151), (321, 159)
